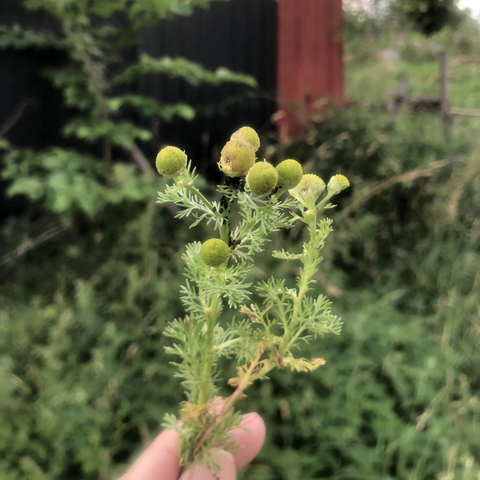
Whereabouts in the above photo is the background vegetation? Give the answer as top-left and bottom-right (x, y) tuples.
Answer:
(1, 1), (479, 479)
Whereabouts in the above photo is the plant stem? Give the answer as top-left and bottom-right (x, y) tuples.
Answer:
(65, 30), (112, 164)
(188, 202), (326, 463)
(220, 222), (229, 245)
(317, 193), (333, 209)
(273, 187), (288, 199)
(219, 184), (236, 247)
(283, 325), (307, 353)
(196, 184), (236, 406)
(281, 209), (317, 351)
(196, 187), (234, 405)
(190, 352), (272, 462)
(184, 184), (216, 213)
(310, 208), (318, 246)
(197, 295), (220, 406)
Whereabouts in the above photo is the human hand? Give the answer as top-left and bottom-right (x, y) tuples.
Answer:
(120, 412), (266, 480)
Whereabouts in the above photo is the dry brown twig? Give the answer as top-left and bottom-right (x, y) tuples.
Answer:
(339, 156), (459, 219)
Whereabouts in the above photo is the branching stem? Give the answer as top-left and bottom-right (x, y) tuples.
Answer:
(281, 209), (317, 351)
(184, 184), (216, 213)
(63, 27), (112, 163)
(190, 352), (273, 462)
(194, 207), (321, 454)
(197, 182), (235, 404)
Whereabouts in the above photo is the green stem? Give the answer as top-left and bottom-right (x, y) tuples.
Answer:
(197, 186), (234, 404)
(283, 325), (307, 353)
(317, 192), (333, 209)
(220, 221), (229, 245)
(197, 185), (236, 405)
(219, 185), (237, 245)
(273, 187), (288, 199)
(184, 184), (216, 213)
(197, 295), (220, 406)
(191, 352), (270, 462)
(309, 208), (318, 248)
(59, 18), (112, 164)
(282, 282), (307, 353)
(281, 209), (317, 353)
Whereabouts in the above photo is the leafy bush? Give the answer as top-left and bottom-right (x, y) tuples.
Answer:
(0, 200), (186, 480)
(1, 145), (156, 220)
(0, 0), (256, 225)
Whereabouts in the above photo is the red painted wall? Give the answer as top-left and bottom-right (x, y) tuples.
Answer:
(277, 0), (343, 139)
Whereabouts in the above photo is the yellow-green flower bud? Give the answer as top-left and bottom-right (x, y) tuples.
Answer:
(289, 174), (326, 207)
(200, 238), (230, 267)
(327, 174), (350, 195)
(276, 159), (303, 189)
(155, 146), (187, 178)
(219, 138), (255, 178)
(246, 161), (278, 195)
(231, 126), (260, 152)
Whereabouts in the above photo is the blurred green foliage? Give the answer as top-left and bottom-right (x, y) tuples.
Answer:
(345, 0), (480, 64)
(0, 200), (187, 479)
(0, 0), (256, 224)
(1, 1), (480, 480)
(1, 145), (157, 219)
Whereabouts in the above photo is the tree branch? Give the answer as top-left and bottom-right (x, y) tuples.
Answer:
(0, 99), (38, 139)
(130, 141), (155, 177)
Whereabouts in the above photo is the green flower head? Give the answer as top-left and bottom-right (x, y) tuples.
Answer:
(200, 238), (231, 267)
(276, 159), (303, 189)
(246, 161), (279, 196)
(327, 174), (350, 195)
(289, 174), (326, 207)
(155, 146), (187, 178)
(231, 126), (260, 152)
(219, 138), (256, 178)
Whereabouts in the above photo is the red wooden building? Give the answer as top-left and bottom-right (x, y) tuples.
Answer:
(277, 0), (344, 140)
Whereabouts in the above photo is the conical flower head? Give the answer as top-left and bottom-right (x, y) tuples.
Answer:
(327, 174), (350, 195)
(276, 159), (303, 189)
(219, 138), (256, 177)
(246, 161), (278, 195)
(155, 146), (187, 178)
(231, 126), (260, 152)
(289, 174), (326, 207)
(200, 238), (231, 267)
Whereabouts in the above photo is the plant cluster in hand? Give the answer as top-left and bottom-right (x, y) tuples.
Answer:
(156, 127), (349, 472)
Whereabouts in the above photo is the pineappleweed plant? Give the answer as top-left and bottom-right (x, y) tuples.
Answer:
(155, 127), (349, 472)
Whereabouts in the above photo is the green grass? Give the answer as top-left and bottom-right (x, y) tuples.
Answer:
(345, 25), (480, 143)
(347, 60), (480, 108)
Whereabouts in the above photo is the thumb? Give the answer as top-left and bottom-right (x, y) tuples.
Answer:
(178, 450), (236, 480)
